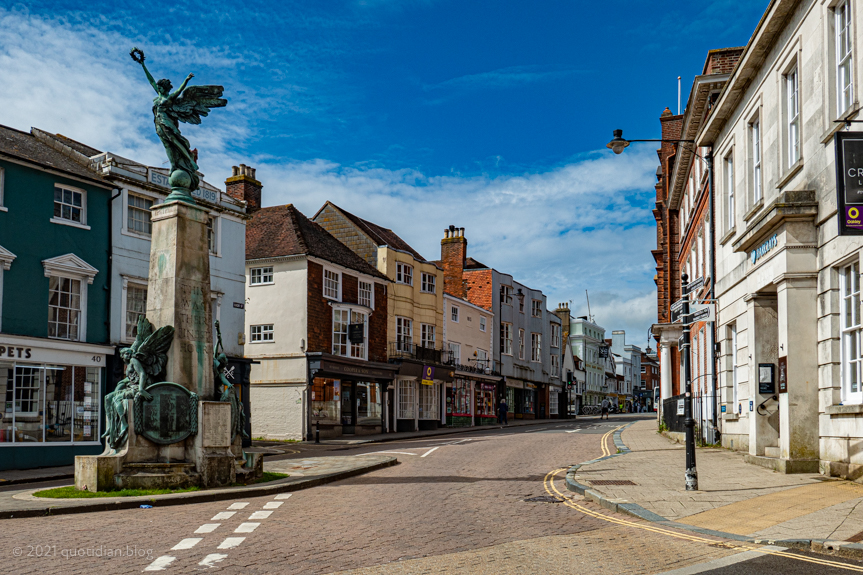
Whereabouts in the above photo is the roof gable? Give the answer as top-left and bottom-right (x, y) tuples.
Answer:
(42, 253), (99, 283)
(322, 202), (429, 263)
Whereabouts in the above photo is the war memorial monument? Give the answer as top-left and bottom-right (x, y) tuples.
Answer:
(74, 48), (261, 491)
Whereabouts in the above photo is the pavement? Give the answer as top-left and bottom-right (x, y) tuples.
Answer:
(566, 418), (863, 555)
(0, 455), (396, 519)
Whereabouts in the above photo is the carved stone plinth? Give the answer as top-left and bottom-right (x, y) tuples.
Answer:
(147, 201), (213, 398)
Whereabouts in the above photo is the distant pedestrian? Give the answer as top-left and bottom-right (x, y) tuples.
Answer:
(600, 398), (610, 419)
(499, 399), (509, 425)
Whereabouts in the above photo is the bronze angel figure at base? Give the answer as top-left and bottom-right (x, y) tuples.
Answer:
(102, 317), (174, 451)
(130, 47), (227, 203)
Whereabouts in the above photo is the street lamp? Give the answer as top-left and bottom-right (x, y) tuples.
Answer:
(606, 129), (695, 151)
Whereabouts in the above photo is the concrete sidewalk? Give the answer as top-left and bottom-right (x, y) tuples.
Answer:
(567, 419), (863, 546)
(0, 455), (396, 519)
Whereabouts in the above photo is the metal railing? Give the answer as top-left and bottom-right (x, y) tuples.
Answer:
(388, 341), (448, 363)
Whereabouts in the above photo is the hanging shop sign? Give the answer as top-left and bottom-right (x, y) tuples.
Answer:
(348, 323), (364, 344)
(750, 234), (778, 264)
(835, 132), (863, 235)
(421, 365), (435, 386)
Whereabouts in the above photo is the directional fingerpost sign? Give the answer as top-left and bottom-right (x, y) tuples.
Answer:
(671, 299), (686, 323)
(685, 277), (705, 293)
(683, 303), (715, 324)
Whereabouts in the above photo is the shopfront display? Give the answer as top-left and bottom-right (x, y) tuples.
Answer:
(447, 378), (471, 427)
(310, 377), (340, 423)
(475, 382), (496, 424)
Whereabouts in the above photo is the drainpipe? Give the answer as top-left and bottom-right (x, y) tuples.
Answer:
(707, 148), (718, 443)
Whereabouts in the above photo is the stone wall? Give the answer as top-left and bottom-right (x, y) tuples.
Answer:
(250, 383), (305, 440)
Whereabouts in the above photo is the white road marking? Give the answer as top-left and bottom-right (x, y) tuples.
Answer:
(194, 524), (220, 534)
(198, 553), (229, 568)
(170, 538), (202, 550)
(144, 556), (176, 571)
(235, 522), (260, 533)
(212, 511), (236, 520)
(421, 446), (440, 458)
(353, 451), (417, 456)
(249, 510), (273, 520)
(274, 493), (293, 500)
(217, 537), (246, 550)
(228, 502), (249, 510)
(263, 501), (283, 509)
(566, 429), (582, 433)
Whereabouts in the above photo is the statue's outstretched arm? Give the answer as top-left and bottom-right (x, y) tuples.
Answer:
(170, 73), (194, 100)
(140, 61), (159, 93)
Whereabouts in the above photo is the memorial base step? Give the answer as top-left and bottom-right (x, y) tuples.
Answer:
(115, 462), (200, 490)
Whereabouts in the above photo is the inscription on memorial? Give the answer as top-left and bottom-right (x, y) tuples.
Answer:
(137, 382), (199, 444)
(202, 402), (231, 448)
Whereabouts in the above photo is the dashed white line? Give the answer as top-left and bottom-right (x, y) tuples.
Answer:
(144, 556), (176, 571)
(249, 510), (273, 520)
(217, 537), (246, 550)
(263, 501), (283, 509)
(170, 538), (202, 551)
(212, 511), (236, 520)
(198, 553), (229, 567)
(228, 502), (249, 510)
(235, 522), (260, 533)
(274, 493), (293, 500)
(194, 524), (221, 534)
(421, 446), (440, 458)
(566, 429), (582, 433)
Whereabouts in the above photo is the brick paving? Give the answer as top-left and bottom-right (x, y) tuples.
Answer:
(0, 416), (763, 574)
(573, 419), (863, 541)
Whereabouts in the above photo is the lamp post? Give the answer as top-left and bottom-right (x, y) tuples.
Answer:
(608, 129), (703, 491)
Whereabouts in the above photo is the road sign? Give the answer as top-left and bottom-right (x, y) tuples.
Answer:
(671, 299), (686, 312)
(678, 335), (687, 348)
(685, 277), (705, 293)
(683, 303), (715, 324)
(671, 307), (682, 323)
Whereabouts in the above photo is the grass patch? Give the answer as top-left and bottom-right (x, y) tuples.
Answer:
(33, 485), (201, 499)
(233, 471), (289, 486)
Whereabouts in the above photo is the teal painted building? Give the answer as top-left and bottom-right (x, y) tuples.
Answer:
(0, 125), (115, 470)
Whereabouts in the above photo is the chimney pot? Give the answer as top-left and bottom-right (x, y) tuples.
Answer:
(232, 166), (239, 176)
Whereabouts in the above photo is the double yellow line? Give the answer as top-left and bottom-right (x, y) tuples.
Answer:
(542, 469), (863, 572)
(599, 424), (625, 457)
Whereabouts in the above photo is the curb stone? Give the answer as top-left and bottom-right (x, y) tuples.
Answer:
(0, 473), (75, 487)
(563, 425), (863, 560)
(0, 457), (398, 520)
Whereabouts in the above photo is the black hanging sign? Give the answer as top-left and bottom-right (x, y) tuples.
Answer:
(835, 132), (863, 235)
(348, 323), (364, 344)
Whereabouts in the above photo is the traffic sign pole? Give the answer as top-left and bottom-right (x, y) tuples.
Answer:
(682, 273), (698, 491)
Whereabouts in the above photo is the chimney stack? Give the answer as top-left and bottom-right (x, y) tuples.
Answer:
(441, 224), (468, 298)
(225, 164), (262, 213)
(554, 302), (571, 337)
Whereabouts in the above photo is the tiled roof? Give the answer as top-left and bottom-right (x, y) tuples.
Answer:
(50, 133), (102, 157)
(246, 204), (388, 280)
(326, 203), (428, 262)
(0, 124), (106, 184)
(464, 257), (488, 269)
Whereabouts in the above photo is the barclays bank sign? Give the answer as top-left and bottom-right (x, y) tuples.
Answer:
(750, 234), (778, 264)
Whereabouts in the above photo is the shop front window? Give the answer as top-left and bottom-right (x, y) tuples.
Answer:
(356, 381), (382, 425)
(523, 389), (536, 415)
(506, 387), (514, 412)
(310, 378), (340, 423)
(398, 380), (415, 419)
(549, 389), (559, 415)
(0, 363), (100, 444)
(418, 382), (439, 420)
(476, 383), (496, 418)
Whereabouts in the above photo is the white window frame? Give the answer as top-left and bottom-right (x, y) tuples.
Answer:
(551, 353), (559, 377)
(396, 316), (413, 351)
(323, 268), (341, 301)
(531, 299), (542, 317)
(551, 323), (560, 348)
(750, 119), (762, 204)
(531, 332), (541, 362)
(122, 279), (148, 344)
(448, 342), (461, 365)
(250, 324), (274, 343)
(358, 280), (373, 308)
(47, 275), (83, 341)
(841, 262), (863, 404)
(398, 380), (415, 419)
(421, 272), (436, 294)
(519, 329), (525, 360)
(731, 324), (739, 408)
(51, 184), (90, 230)
(126, 191), (154, 237)
(42, 254), (98, 342)
(479, 316), (487, 332)
(250, 266), (274, 286)
(786, 66), (801, 168)
(420, 323), (435, 349)
(207, 214), (220, 256)
(725, 153), (735, 232)
(347, 309), (368, 360)
(501, 322), (513, 355)
(836, 0), (854, 116)
(501, 285), (513, 305)
(451, 305), (459, 323)
(396, 262), (413, 286)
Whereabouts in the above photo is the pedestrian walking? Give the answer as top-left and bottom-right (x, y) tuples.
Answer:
(499, 398), (509, 425)
(600, 397), (610, 420)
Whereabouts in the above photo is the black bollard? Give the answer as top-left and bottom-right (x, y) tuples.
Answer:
(315, 420), (320, 444)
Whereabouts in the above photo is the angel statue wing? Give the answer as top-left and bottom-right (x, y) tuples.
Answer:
(173, 85), (228, 125)
(133, 325), (176, 381)
(131, 316), (155, 354)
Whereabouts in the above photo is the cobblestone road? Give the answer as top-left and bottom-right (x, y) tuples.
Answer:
(3, 415), (861, 574)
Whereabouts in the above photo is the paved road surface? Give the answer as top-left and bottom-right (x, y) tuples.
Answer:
(4, 414), (862, 574)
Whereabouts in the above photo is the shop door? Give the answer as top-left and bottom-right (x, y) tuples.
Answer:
(341, 383), (355, 434)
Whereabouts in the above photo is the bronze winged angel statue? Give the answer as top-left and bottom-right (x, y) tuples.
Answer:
(102, 317), (175, 451)
(130, 47), (227, 203)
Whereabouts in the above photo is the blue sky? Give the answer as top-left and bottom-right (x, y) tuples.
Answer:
(0, 0), (767, 343)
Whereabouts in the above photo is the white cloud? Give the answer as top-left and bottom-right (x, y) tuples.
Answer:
(0, 7), (658, 343)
